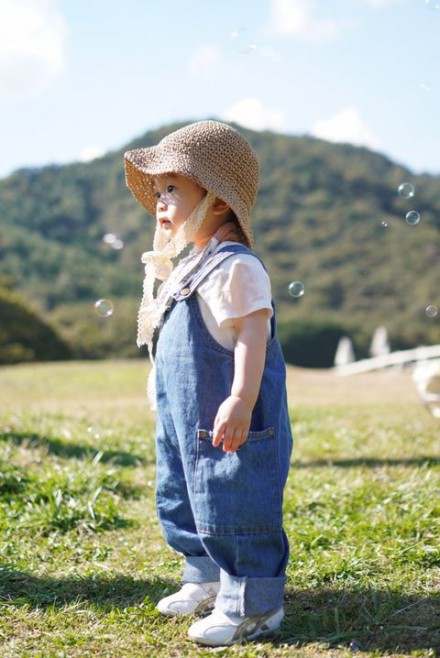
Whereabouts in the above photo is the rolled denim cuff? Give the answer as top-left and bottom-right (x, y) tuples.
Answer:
(216, 571), (286, 617)
(182, 555), (220, 583)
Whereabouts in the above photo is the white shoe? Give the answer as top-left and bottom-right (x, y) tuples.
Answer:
(156, 582), (220, 616)
(188, 607), (284, 646)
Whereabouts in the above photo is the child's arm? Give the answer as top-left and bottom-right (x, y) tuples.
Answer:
(212, 308), (269, 453)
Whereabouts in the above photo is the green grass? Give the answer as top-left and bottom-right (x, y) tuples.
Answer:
(0, 360), (439, 657)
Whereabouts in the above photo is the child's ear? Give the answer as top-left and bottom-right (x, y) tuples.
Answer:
(211, 197), (230, 216)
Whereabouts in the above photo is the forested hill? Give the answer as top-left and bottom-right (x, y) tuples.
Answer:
(0, 121), (439, 365)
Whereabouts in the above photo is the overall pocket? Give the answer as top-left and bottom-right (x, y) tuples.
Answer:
(193, 427), (283, 535)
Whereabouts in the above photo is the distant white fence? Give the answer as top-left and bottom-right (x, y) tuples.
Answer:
(334, 344), (440, 375)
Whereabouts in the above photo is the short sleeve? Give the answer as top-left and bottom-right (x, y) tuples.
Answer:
(197, 254), (273, 328)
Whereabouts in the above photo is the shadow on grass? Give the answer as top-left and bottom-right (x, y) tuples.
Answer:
(1, 567), (439, 655)
(0, 566), (167, 610)
(280, 587), (440, 656)
(293, 456), (440, 469)
(0, 430), (150, 466)
(5, 432), (439, 471)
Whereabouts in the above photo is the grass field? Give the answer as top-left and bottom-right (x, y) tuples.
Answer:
(0, 360), (439, 658)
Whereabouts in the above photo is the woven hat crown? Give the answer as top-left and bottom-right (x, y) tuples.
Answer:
(124, 120), (259, 248)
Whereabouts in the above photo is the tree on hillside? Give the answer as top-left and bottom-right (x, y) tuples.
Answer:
(0, 285), (72, 364)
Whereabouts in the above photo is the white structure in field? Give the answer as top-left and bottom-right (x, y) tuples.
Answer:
(334, 329), (440, 419)
(369, 326), (390, 358)
(335, 343), (440, 375)
(334, 336), (355, 368)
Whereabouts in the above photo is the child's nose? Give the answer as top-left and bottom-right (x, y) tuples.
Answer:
(157, 194), (167, 209)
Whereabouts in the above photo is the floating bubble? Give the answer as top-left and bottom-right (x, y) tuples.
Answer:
(380, 220), (388, 228)
(349, 639), (361, 653)
(94, 298), (114, 318)
(405, 210), (421, 226)
(425, 0), (440, 9)
(103, 232), (117, 244)
(103, 233), (124, 250)
(420, 82), (431, 93)
(397, 182), (415, 199)
(87, 426), (101, 439)
(230, 27), (257, 54)
(288, 281), (305, 298)
(426, 305), (438, 318)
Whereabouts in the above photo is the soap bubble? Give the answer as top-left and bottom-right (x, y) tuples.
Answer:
(288, 281), (305, 298)
(103, 233), (124, 250)
(425, 0), (440, 9)
(405, 211), (421, 226)
(380, 220), (388, 228)
(426, 305), (438, 318)
(230, 27), (257, 54)
(420, 82), (431, 93)
(349, 639), (361, 653)
(94, 298), (114, 318)
(87, 426), (101, 439)
(103, 232), (117, 244)
(397, 182), (415, 199)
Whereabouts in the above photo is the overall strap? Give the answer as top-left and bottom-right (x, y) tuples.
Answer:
(172, 244), (265, 302)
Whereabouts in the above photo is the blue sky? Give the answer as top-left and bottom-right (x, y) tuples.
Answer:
(0, 0), (439, 178)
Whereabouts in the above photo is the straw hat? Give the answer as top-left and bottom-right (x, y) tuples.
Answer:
(124, 120), (259, 248)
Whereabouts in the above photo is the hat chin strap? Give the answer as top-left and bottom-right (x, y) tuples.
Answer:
(136, 191), (216, 350)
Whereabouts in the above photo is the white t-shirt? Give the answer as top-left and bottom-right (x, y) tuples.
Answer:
(196, 242), (273, 351)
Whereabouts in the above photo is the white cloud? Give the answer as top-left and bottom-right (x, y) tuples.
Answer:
(311, 107), (382, 151)
(268, 0), (349, 41)
(186, 45), (222, 76)
(78, 146), (105, 163)
(0, 0), (68, 102)
(221, 97), (287, 132)
(270, 0), (308, 35)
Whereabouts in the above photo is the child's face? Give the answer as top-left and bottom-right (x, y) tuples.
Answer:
(153, 174), (206, 239)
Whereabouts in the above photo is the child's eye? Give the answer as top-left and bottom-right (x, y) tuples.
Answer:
(154, 185), (176, 201)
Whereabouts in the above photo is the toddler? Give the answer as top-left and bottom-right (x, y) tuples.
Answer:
(124, 121), (293, 646)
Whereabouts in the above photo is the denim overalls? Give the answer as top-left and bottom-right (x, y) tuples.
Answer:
(154, 244), (293, 617)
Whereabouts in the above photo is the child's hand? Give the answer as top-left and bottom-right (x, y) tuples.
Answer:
(212, 395), (252, 453)
(214, 222), (239, 243)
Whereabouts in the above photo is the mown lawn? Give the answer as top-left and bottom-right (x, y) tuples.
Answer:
(0, 360), (439, 658)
